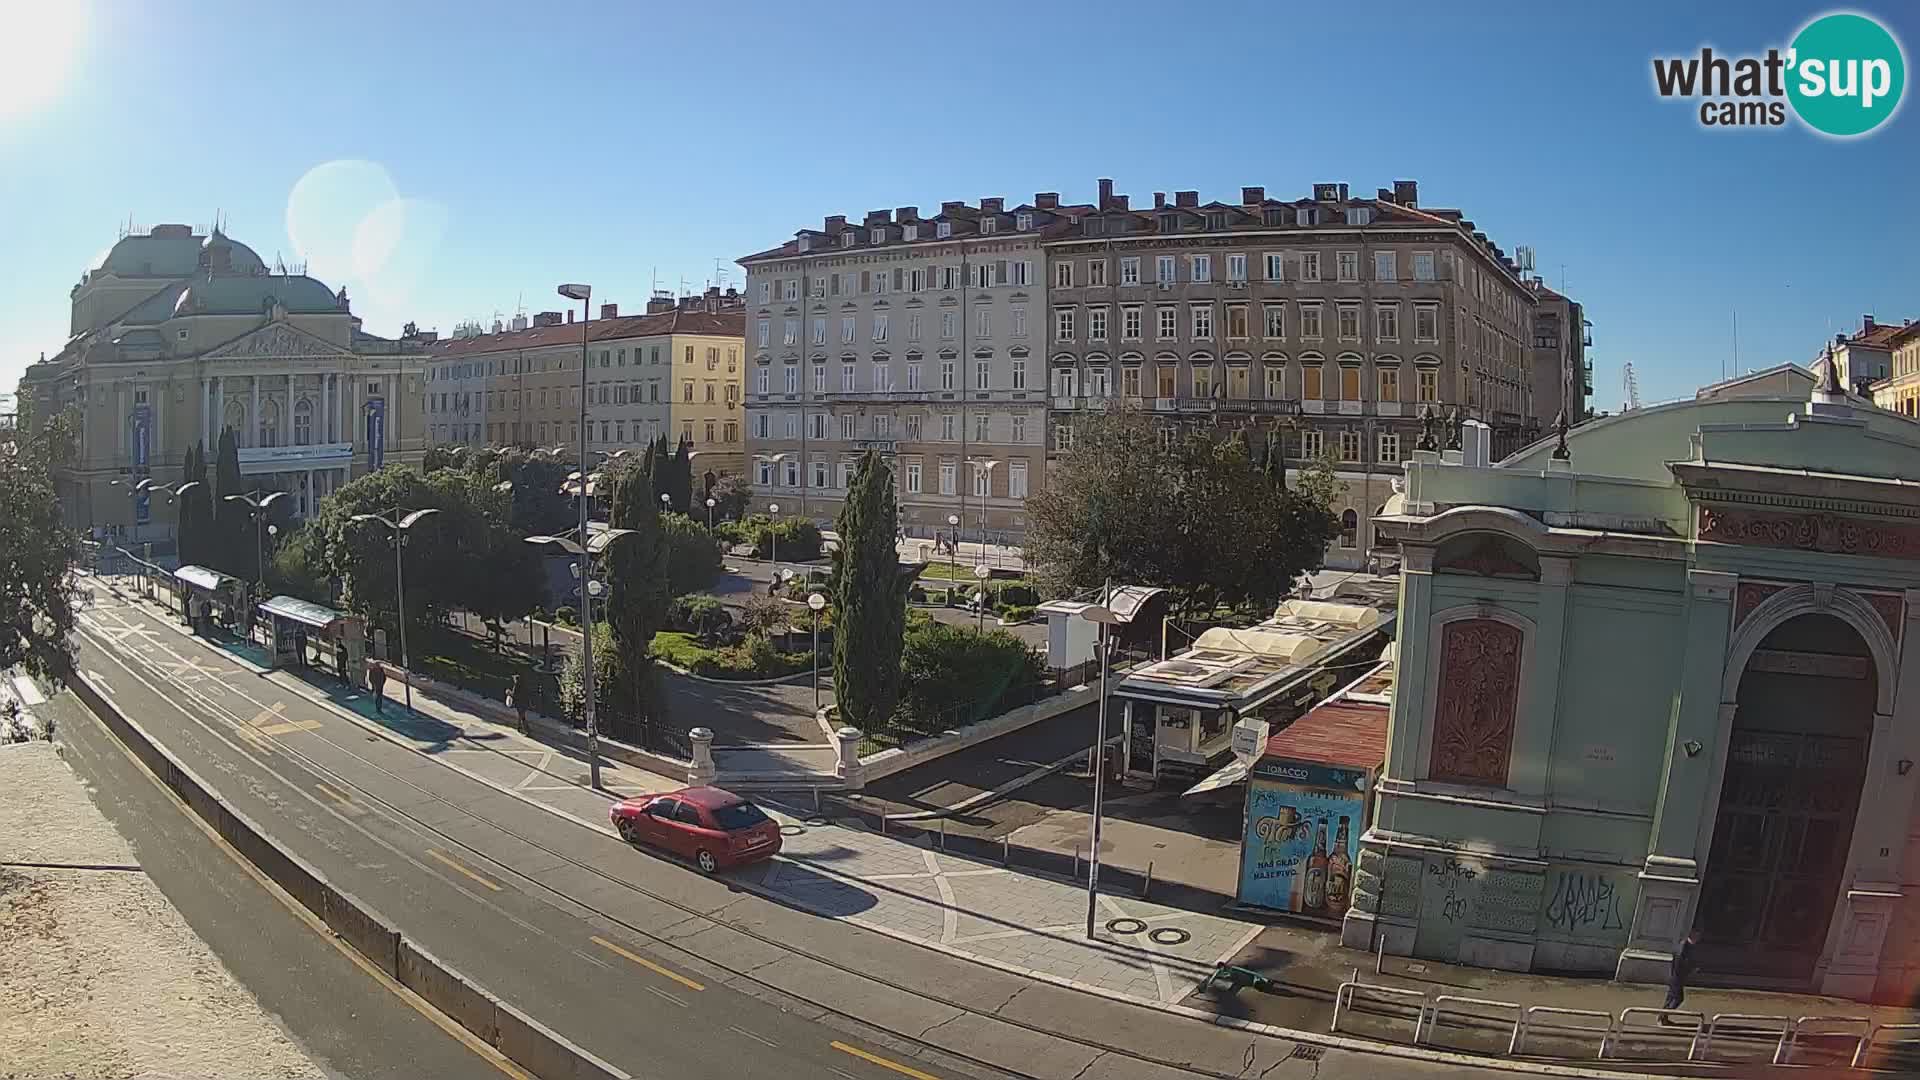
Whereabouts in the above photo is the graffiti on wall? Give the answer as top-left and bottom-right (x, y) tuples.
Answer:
(1541, 866), (1636, 942)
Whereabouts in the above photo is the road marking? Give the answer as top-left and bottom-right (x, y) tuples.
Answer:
(315, 782), (364, 815)
(259, 719), (324, 736)
(75, 696), (535, 1080)
(590, 934), (706, 992)
(728, 1025), (777, 1048)
(830, 1042), (946, 1080)
(644, 986), (687, 1008)
(85, 672), (113, 699)
(247, 703), (288, 727)
(426, 848), (503, 892)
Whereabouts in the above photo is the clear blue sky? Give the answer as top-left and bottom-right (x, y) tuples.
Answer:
(3, 0), (1915, 407)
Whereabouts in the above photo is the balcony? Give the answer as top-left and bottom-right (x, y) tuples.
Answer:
(1337, 401), (1363, 415)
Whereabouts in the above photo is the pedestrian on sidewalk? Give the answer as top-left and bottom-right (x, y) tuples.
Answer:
(369, 663), (388, 715)
(508, 672), (530, 733)
(1663, 927), (1701, 1014)
(335, 642), (349, 685)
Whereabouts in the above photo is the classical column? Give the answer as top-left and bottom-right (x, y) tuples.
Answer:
(212, 377), (224, 445)
(115, 382), (126, 453)
(323, 374), (334, 443)
(251, 376), (262, 448)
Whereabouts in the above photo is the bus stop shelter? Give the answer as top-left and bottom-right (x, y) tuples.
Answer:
(257, 595), (367, 685)
(173, 565), (249, 636)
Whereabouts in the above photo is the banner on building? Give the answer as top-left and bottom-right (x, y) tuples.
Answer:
(365, 397), (386, 471)
(132, 403), (152, 524)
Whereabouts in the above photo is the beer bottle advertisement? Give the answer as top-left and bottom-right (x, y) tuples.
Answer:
(1238, 779), (1367, 915)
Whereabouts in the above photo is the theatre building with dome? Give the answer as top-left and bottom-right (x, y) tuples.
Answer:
(1348, 363), (1920, 1002)
(16, 223), (431, 541)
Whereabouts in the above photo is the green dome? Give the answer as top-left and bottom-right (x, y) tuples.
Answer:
(172, 275), (341, 317)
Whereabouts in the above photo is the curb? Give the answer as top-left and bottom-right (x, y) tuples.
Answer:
(68, 667), (633, 1080)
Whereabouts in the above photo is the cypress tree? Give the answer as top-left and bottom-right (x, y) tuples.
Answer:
(213, 428), (247, 576)
(832, 450), (906, 730)
(605, 462), (668, 739)
(176, 443), (199, 565)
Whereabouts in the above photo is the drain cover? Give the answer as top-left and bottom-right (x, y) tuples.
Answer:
(1288, 1045), (1325, 1062)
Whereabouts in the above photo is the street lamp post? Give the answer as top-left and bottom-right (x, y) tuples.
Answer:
(223, 490), (288, 595)
(705, 496), (716, 531)
(973, 563), (991, 633)
(767, 501), (781, 586)
(807, 591), (827, 714)
(1078, 585), (1123, 941)
(525, 527), (637, 791)
(348, 507), (442, 716)
(945, 514), (960, 605)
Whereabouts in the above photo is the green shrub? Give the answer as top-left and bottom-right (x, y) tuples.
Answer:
(666, 595), (732, 641)
(553, 606), (578, 626)
(661, 513), (724, 597)
(897, 621), (1044, 729)
(908, 584), (928, 604)
(746, 516), (823, 562)
(995, 583), (1038, 608)
(651, 630), (808, 679)
(999, 604), (1037, 623)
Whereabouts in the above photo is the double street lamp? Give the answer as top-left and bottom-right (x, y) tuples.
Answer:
(526, 527), (638, 791)
(1078, 588), (1124, 941)
(224, 490), (289, 591)
(349, 508), (442, 717)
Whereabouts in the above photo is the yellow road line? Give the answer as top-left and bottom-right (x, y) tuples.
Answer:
(314, 782), (363, 814)
(427, 848), (503, 892)
(830, 1041), (946, 1080)
(78, 700), (533, 1080)
(590, 934), (706, 992)
(260, 719), (324, 736)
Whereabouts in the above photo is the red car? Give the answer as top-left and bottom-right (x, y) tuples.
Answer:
(610, 786), (782, 873)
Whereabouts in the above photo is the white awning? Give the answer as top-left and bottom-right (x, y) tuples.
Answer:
(1183, 753), (1252, 797)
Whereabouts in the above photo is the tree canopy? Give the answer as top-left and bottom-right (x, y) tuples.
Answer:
(832, 451), (908, 729)
(1025, 409), (1340, 617)
(0, 408), (81, 682)
(602, 458), (669, 738)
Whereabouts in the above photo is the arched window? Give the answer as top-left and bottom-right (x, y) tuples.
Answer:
(258, 399), (280, 448)
(1339, 509), (1358, 548)
(293, 399), (313, 446)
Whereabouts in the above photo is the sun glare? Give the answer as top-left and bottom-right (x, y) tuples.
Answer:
(0, 0), (88, 122)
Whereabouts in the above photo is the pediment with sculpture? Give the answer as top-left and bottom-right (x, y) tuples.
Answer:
(204, 323), (353, 360)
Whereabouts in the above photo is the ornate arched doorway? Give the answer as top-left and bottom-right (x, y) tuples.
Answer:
(1698, 613), (1876, 982)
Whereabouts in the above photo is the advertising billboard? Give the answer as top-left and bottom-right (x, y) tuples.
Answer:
(1238, 776), (1366, 918)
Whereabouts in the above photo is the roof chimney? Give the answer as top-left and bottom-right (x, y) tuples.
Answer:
(980, 197), (1004, 214)
(1393, 180), (1419, 207)
(1337, 183), (1350, 200)
(1154, 192), (1166, 209)
(1241, 186), (1265, 205)
(600, 303), (618, 320)
(1112, 195), (1129, 211)
(1034, 192), (1059, 210)
(566, 310), (574, 324)
(647, 291), (674, 314)
(534, 311), (563, 327)
(940, 200), (964, 215)
(1864, 314), (1877, 331)
(1097, 178), (1114, 209)
(1174, 191), (1199, 208)
(896, 206), (919, 223)
(824, 214), (846, 232)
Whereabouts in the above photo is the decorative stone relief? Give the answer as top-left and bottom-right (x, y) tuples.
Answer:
(1428, 619), (1524, 787)
(1734, 582), (1786, 631)
(1471, 868), (1545, 935)
(1699, 506), (1920, 561)
(208, 325), (346, 359)
(1381, 854), (1423, 918)
(1865, 592), (1904, 643)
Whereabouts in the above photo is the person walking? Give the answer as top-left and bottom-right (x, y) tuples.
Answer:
(368, 662), (388, 715)
(335, 642), (349, 684)
(508, 672), (530, 733)
(1664, 927), (1701, 1014)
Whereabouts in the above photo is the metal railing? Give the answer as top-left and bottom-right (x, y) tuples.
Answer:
(1331, 972), (1905, 1070)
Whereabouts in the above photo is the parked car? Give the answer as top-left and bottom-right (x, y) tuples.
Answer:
(609, 786), (782, 873)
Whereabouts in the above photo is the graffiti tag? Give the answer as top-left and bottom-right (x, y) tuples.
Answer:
(1544, 870), (1627, 934)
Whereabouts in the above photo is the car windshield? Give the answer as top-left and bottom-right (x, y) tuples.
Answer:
(711, 801), (769, 831)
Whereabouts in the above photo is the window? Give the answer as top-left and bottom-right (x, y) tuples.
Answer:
(973, 461), (991, 496)
(1347, 207), (1373, 226)
(1300, 252), (1321, 281)
(1264, 253), (1284, 281)
(975, 360), (991, 390)
(1089, 307), (1108, 342)
(757, 319), (771, 347)
(1376, 305), (1399, 342)
(940, 360), (955, 390)
(1379, 431), (1400, 463)
(753, 412), (769, 439)
(784, 460), (799, 487)
(1054, 308), (1075, 342)
(937, 221), (952, 238)
(1226, 254), (1247, 282)
(842, 363), (856, 391)
(1337, 252), (1359, 282)
(1304, 363), (1324, 400)
(1009, 461), (1028, 498)
(683, 380), (695, 402)
(1374, 251), (1396, 282)
(1263, 304), (1285, 339)
(1192, 365), (1214, 399)
(976, 308), (991, 339)
(783, 318), (798, 346)
(1156, 255), (1176, 283)
(1190, 305), (1213, 340)
(1086, 366), (1110, 397)
(907, 362), (922, 390)
(1120, 257), (1140, 285)
(873, 362), (890, 391)
(1339, 428), (1361, 462)
(1157, 306), (1177, 340)
(758, 281), (771, 304)
(841, 316), (856, 343)
(785, 413), (799, 438)
(980, 217), (997, 235)
(1264, 363), (1285, 399)
(1339, 509), (1357, 549)
(1337, 305), (1360, 341)
(873, 270), (889, 294)
(1417, 368), (1438, 402)
(1011, 414), (1026, 443)
(813, 365), (827, 393)
(784, 279), (799, 301)
(908, 313), (921, 341)
(813, 462), (829, 491)
(1413, 252), (1436, 281)
(872, 413), (890, 437)
(1011, 359), (1027, 389)
(974, 411), (989, 442)
(707, 347), (718, 370)
(809, 412), (825, 439)
(1340, 365), (1361, 401)
(1190, 254), (1211, 283)
(906, 461), (922, 492)
(1301, 428), (1324, 458)
(1122, 305), (1142, 341)
(939, 462), (956, 494)
(293, 400), (312, 445)
(904, 224), (919, 243)
(811, 317), (826, 346)
(1121, 366), (1141, 397)
(1414, 304), (1439, 343)
(873, 314), (889, 342)
(1227, 305), (1249, 339)
(837, 461), (853, 489)
(1088, 259), (1107, 286)
(1016, 212), (1033, 232)
(973, 263), (995, 289)
(1010, 260), (1031, 287)
(1011, 307), (1026, 337)
(1054, 261), (1072, 288)
(941, 312), (956, 340)
(842, 414), (856, 440)
(784, 364), (799, 393)
(1156, 365), (1176, 397)
(1379, 367), (1399, 402)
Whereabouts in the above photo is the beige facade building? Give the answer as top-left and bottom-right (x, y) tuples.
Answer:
(1528, 281), (1589, 425)
(427, 290), (746, 484)
(1044, 179), (1552, 568)
(739, 194), (1089, 539)
(15, 224), (429, 542)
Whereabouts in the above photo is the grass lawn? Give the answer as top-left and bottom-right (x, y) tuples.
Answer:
(649, 631), (812, 680)
(416, 626), (552, 704)
(917, 561), (1029, 585)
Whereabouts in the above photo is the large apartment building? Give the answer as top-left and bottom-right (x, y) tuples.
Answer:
(1529, 281), (1590, 425)
(1044, 179), (1551, 567)
(425, 289), (747, 484)
(739, 195), (1089, 540)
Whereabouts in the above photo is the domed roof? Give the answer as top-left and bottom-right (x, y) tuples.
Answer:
(198, 230), (268, 275)
(171, 275), (343, 318)
(91, 225), (266, 278)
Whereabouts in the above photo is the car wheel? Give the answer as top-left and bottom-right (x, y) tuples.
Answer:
(616, 817), (634, 843)
(695, 849), (718, 874)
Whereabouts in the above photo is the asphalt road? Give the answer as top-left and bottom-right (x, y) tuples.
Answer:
(47, 688), (494, 1080)
(63, 579), (1498, 1080)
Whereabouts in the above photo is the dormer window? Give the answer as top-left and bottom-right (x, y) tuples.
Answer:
(1300, 208), (1318, 226)
(981, 217), (998, 235)
(1159, 214), (1178, 233)
(841, 232), (855, 247)
(1086, 218), (1104, 236)
(798, 236), (811, 252)
(1346, 207), (1373, 226)
(1264, 209), (1286, 226)
(904, 224), (918, 241)
(1206, 212), (1227, 230)
(937, 221), (952, 239)
(870, 228), (885, 245)
(1016, 212), (1033, 232)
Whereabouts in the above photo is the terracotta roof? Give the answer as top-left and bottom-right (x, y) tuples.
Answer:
(1847, 321), (1915, 349)
(425, 308), (743, 358)
(1261, 699), (1388, 771)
